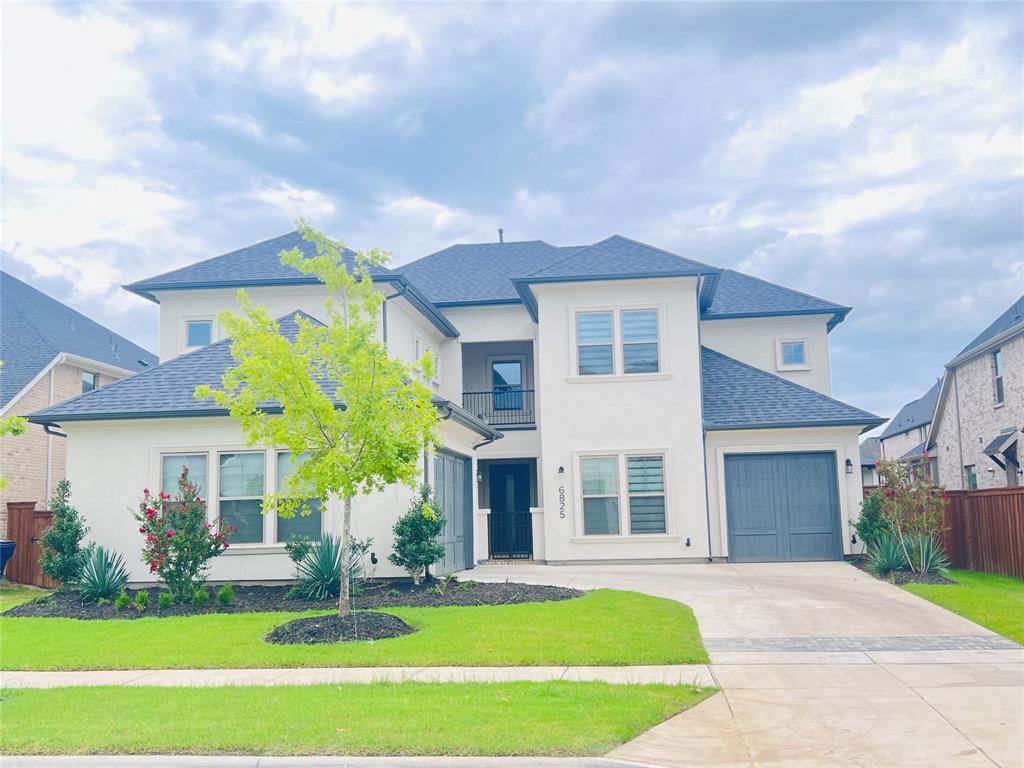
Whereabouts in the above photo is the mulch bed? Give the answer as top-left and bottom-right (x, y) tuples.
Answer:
(2, 579), (584, 620)
(850, 557), (957, 586)
(265, 612), (416, 644)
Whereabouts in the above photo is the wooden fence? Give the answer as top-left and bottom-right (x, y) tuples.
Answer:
(862, 485), (1024, 579)
(4, 501), (59, 588)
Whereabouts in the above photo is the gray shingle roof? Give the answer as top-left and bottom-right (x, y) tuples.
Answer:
(951, 294), (1024, 363)
(26, 310), (500, 439)
(860, 437), (881, 466)
(901, 440), (927, 459)
(705, 270), (850, 328)
(701, 346), (883, 432)
(526, 235), (715, 280)
(1, 271), (157, 410)
(879, 380), (941, 440)
(124, 231), (392, 301)
(398, 240), (566, 305)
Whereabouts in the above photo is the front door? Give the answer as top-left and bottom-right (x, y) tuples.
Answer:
(488, 464), (532, 559)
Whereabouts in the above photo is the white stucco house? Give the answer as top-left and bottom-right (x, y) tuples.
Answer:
(27, 232), (883, 582)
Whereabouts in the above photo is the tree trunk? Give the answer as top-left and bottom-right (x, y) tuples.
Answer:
(339, 496), (352, 616)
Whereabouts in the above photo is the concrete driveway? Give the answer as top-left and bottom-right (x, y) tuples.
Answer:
(468, 561), (1024, 768)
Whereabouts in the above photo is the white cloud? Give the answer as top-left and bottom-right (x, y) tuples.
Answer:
(252, 181), (336, 218)
(514, 189), (563, 221)
(213, 113), (305, 151)
(393, 107), (425, 138)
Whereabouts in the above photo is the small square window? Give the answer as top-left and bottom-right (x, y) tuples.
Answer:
(186, 320), (212, 348)
(777, 339), (808, 369)
(81, 372), (99, 393)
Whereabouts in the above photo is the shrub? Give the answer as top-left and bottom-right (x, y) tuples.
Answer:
(293, 534), (372, 601)
(874, 459), (948, 575)
(134, 590), (149, 612)
(79, 546), (129, 604)
(158, 591), (173, 610)
(114, 589), (130, 612)
(216, 583), (235, 607)
(284, 585), (302, 600)
(284, 534), (314, 565)
(38, 480), (92, 587)
(192, 588), (210, 609)
(866, 533), (907, 578)
(907, 535), (950, 574)
(853, 490), (889, 549)
(134, 468), (232, 603)
(389, 485), (445, 585)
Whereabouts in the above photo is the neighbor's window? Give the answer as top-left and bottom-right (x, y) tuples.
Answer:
(81, 371), (99, 393)
(993, 349), (1004, 404)
(580, 456), (620, 535)
(621, 310), (659, 374)
(576, 312), (614, 376)
(276, 452), (322, 543)
(186, 320), (212, 348)
(777, 339), (808, 369)
(161, 453), (208, 498)
(218, 452), (265, 544)
(627, 455), (666, 534)
(964, 465), (978, 490)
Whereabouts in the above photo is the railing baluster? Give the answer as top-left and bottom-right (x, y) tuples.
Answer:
(461, 389), (535, 427)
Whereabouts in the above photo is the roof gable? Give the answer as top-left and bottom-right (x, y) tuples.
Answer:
(701, 346), (882, 432)
(878, 379), (941, 440)
(1, 272), (157, 409)
(950, 294), (1024, 363)
(525, 235), (716, 281)
(124, 231), (392, 301)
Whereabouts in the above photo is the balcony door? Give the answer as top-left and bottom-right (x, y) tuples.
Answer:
(491, 358), (524, 411)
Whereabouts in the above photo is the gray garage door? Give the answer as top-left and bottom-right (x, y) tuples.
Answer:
(432, 449), (473, 576)
(724, 452), (842, 562)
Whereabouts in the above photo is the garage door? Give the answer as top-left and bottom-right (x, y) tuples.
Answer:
(432, 449), (473, 576)
(724, 452), (842, 562)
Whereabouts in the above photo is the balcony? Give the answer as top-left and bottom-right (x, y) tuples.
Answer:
(462, 389), (536, 428)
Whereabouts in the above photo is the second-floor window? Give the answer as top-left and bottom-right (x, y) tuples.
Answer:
(186, 320), (212, 349)
(81, 372), (99, 393)
(993, 349), (1004, 404)
(575, 308), (660, 377)
(776, 338), (809, 370)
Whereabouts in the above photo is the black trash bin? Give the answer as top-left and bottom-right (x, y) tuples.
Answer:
(0, 540), (16, 578)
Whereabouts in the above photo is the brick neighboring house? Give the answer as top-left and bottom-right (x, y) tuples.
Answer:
(0, 272), (157, 535)
(878, 380), (941, 479)
(859, 437), (881, 487)
(928, 295), (1024, 490)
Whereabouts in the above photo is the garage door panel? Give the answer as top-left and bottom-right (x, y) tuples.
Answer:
(433, 450), (472, 576)
(725, 451), (841, 562)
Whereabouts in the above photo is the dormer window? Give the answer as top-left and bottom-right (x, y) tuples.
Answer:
(776, 338), (809, 371)
(81, 372), (99, 393)
(186, 320), (212, 349)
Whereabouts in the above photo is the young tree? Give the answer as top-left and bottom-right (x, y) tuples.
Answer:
(390, 485), (446, 585)
(38, 480), (91, 587)
(197, 221), (439, 615)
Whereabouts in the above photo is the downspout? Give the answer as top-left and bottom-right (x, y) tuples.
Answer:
(381, 284), (409, 349)
(46, 368), (55, 499)
(43, 424), (67, 439)
(696, 278), (714, 562)
(953, 368), (965, 488)
(438, 402), (499, 450)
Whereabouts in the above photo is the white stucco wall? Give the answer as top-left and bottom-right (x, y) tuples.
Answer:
(704, 426), (866, 558)
(700, 315), (833, 394)
(532, 277), (710, 563)
(61, 416), (481, 584)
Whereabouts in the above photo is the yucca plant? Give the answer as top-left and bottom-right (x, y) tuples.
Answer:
(866, 533), (908, 579)
(907, 535), (950, 575)
(295, 534), (368, 601)
(79, 546), (129, 604)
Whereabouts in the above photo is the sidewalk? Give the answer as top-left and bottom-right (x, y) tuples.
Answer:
(0, 663), (715, 689)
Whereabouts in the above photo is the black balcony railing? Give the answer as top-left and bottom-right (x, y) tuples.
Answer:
(462, 389), (536, 427)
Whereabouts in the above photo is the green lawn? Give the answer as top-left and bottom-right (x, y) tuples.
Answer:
(0, 589), (708, 670)
(0, 681), (714, 755)
(0, 582), (50, 612)
(904, 569), (1024, 644)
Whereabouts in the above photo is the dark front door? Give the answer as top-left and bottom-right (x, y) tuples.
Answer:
(488, 464), (532, 559)
(725, 452), (843, 562)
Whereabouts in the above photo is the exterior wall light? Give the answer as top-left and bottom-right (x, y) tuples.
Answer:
(844, 458), (854, 474)
(557, 465), (565, 474)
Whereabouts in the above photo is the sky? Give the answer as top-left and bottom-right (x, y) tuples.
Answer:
(2, 1), (1022, 432)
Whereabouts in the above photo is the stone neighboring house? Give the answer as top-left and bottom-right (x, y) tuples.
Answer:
(859, 437), (881, 487)
(0, 271), (158, 535)
(928, 296), (1024, 490)
(878, 380), (941, 479)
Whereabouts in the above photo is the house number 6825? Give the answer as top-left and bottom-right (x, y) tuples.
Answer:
(558, 486), (566, 518)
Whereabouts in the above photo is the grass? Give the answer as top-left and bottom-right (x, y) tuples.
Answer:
(0, 582), (50, 612)
(904, 569), (1024, 644)
(0, 588), (708, 670)
(0, 681), (715, 755)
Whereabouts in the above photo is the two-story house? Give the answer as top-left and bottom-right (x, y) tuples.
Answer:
(928, 296), (1023, 490)
(27, 232), (883, 582)
(0, 271), (157, 537)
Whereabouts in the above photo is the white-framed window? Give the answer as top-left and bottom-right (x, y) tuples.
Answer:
(81, 371), (99, 393)
(425, 342), (440, 383)
(993, 349), (1004, 404)
(574, 308), (661, 377)
(218, 451), (265, 544)
(186, 319), (213, 349)
(775, 337), (809, 371)
(579, 452), (667, 536)
(276, 452), (322, 543)
(160, 453), (208, 498)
